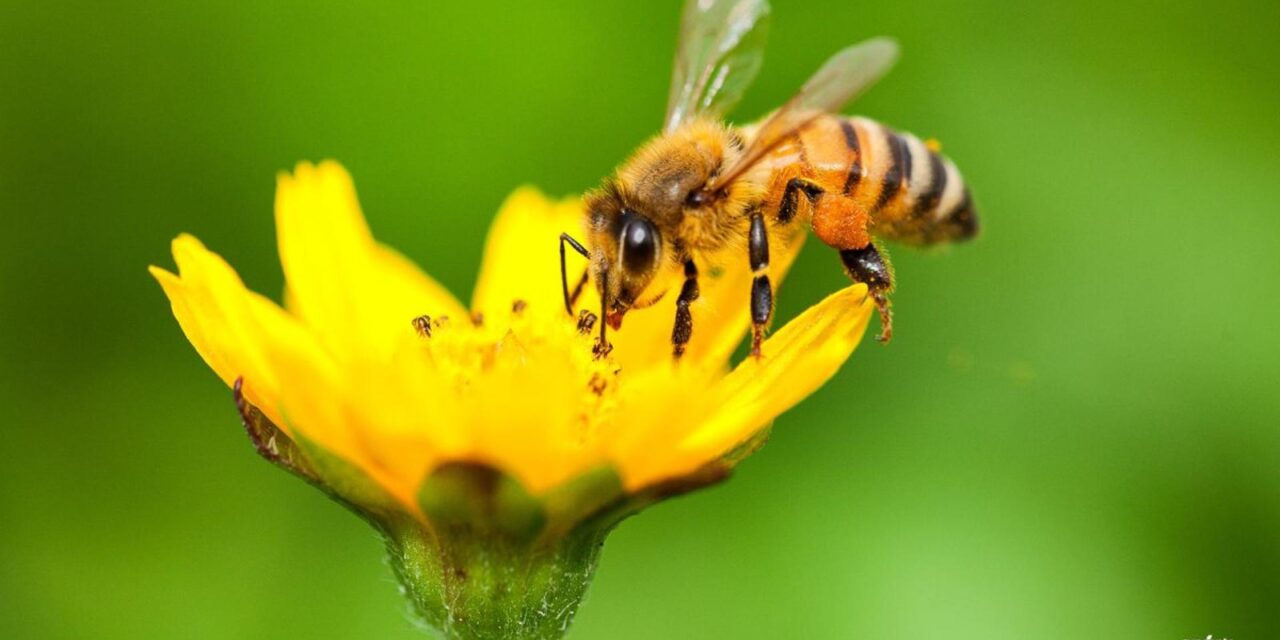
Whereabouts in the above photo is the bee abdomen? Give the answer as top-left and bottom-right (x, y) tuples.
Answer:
(847, 117), (978, 245)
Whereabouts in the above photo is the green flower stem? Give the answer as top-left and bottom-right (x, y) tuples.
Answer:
(384, 517), (607, 640)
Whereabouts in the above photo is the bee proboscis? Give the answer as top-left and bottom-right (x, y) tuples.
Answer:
(560, 0), (979, 358)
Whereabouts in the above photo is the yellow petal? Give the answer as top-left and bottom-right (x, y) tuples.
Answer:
(618, 283), (874, 489)
(686, 283), (874, 454)
(275, 160), (466, 360)
(335, 331), (459, 505)
(151, 266), (235, 388)
(601, 363), (722, 490)
(272, 334), (426, 510)
(150, 234), (360, 467)
(461, 324), (609, 493)
(470, 187), (595, 326)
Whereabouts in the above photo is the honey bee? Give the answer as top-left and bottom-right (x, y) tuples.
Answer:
(559, 0), (978, 358)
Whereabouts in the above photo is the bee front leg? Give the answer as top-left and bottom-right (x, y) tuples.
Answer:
(839, 243), (894, 343)
(748, 210), (772, 357)
(671, 259), (699, 359)
(560, 232), (590, 316)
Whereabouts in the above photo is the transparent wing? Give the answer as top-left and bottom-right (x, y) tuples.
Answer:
(664, 0), (771, 133)
(712, 37), (900, 189)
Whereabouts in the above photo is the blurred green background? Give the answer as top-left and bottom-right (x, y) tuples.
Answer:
(3, 0), (1278, 637)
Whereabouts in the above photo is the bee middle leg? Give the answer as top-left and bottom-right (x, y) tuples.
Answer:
(671, 259), (699, 358)
(748, 209), (772, 357)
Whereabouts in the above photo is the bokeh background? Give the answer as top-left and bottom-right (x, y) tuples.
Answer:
(3, 0), (1278, 638)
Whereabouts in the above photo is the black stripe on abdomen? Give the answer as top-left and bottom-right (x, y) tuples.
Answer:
(839, 119), (862, 195)
(914, 151), (948, 216)
(938, 186), (978, 241)
(874, 129), (909, 211)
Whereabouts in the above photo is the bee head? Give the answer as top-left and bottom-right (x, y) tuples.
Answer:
(585, 182), (668, 330)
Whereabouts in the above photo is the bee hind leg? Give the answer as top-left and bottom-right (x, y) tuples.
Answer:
(839, 243), (894, 343)
(810, 194), (887, 342)
(671, 259), (699, 359)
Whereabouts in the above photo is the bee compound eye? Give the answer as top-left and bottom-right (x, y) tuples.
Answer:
(620, 216), (659, 274)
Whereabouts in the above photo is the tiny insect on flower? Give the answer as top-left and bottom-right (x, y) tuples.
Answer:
(149, 160), (874, 637)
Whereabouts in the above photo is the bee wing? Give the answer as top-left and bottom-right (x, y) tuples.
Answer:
(713, 37), (899, 189)
(664, 0), (771, 133)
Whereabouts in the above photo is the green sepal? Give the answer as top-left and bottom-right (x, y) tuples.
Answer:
(417, 462), (546, 543)
(239, 402), (320, 483)
(584, 459), (732, 535)
(720, 421), (774, 467)
(291, 431), (401, 522)
(385, 512), (608, 640)
(396, 464), (626, 639)
(538, 465), (624, 540)
(238, 399), (400, 525)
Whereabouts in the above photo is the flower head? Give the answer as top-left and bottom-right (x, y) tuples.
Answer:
(150, 160), (873, 638)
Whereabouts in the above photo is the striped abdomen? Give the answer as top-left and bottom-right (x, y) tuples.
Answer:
(763, 114), (978, 246)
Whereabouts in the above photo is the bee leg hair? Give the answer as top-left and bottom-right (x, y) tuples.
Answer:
(748, 209), (772, 357)
(671, 259), (699, 359)
(839, 242), (894, 343)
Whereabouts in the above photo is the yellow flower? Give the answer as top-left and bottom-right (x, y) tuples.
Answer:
(150, 160), (874, 638)
(152, 159), (873, 509)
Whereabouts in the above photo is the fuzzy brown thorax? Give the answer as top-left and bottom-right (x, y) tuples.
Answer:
(584, 120), (765, 326)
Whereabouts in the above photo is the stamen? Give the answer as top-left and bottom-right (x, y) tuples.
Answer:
(512, 299), (528, 315)
(588, 372), (608, 396)
(576, 310), (597, 335)
(412, 315), (433, 338)
(592, 338), (613, 360)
